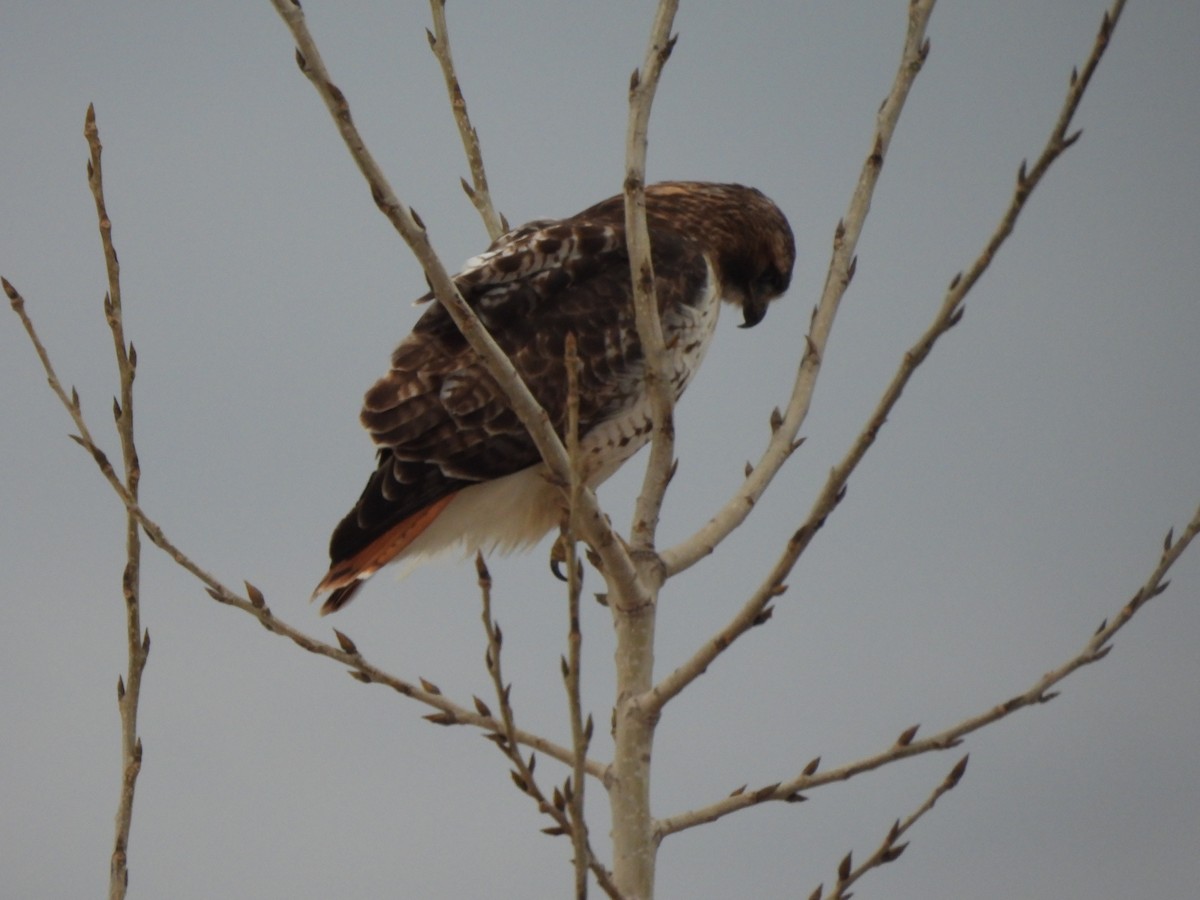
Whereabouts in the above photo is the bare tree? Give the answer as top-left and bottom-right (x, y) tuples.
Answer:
(6, 1), (1197, 898)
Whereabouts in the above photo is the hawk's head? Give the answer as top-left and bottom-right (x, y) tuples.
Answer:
(644, 182), (795, 328)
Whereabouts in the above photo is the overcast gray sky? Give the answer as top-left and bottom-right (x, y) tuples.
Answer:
(3, 2), (1198, 898)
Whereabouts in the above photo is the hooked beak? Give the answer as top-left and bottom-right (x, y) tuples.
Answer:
(739, 289), (768, 328)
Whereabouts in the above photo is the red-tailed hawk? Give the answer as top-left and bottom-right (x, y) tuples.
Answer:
(314, 182), (794, 613)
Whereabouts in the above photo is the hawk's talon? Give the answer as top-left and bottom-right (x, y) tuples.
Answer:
(549, 534), (586, 584)
(550, 534), (569, 582)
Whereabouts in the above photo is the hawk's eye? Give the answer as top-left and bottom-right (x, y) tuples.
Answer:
(755, 269), (785, 296)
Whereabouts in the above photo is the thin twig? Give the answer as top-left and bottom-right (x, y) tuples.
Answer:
(655, 500), (1200, 838)
(562, 334), (595, 898)
(79, 104), (147, 900)
(425, 0), (505, 240)
(623, 0), (679, 559)
(816, 756), (969, 900)
(477, 557), (622, 900)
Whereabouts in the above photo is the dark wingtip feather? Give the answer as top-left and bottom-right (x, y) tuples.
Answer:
(319, 581), (363, 615)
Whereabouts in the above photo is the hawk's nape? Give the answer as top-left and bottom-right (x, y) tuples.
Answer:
(313, 182), (794, 613)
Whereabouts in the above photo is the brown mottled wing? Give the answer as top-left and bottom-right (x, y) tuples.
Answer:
(322, 215), (707, 603)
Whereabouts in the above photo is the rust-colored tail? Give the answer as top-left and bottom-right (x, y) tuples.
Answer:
(313, 494), (456, 614)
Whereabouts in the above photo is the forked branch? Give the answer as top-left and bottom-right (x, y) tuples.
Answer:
(655, 500), (1200, 838)
(810, 756), (968, 900)
(476, 557), (620, 900)
(645, 0), (936, 715)
(605, 6), (681, 895)
(649, 0), (1129, 715)
(660, 0), (937, 578)
(8, 270), (610, 781)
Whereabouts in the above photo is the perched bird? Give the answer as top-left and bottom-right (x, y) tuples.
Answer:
(313, 182), (794, 613)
